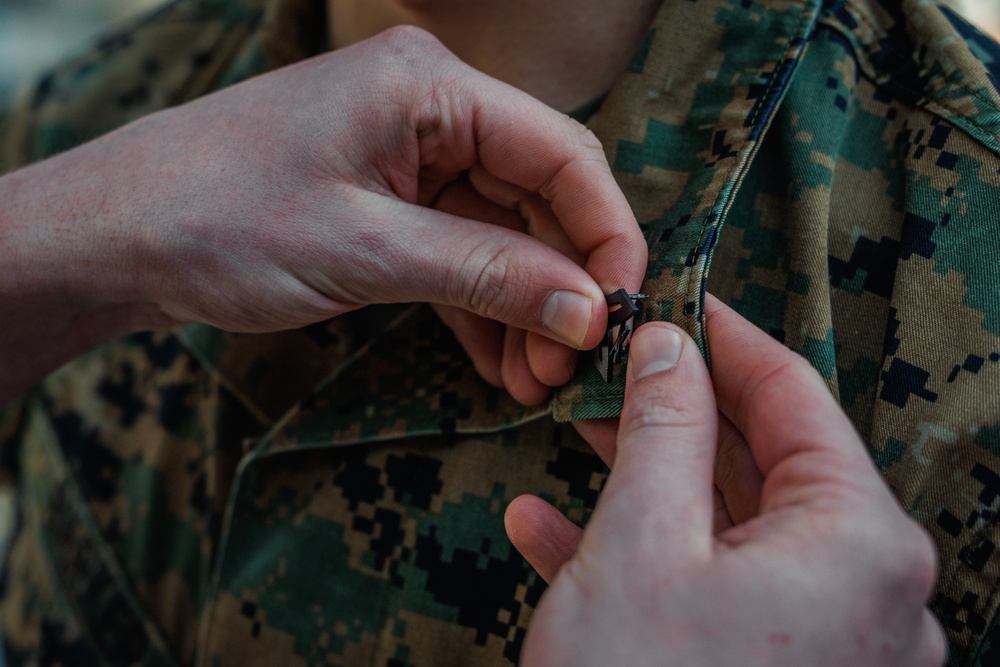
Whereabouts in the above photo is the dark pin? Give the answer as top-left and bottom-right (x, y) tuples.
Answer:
(594, 289), (648, 383)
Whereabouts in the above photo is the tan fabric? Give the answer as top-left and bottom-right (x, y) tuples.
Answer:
(1, 0), (1000, 664)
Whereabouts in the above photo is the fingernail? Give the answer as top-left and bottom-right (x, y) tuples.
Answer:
(541, 290), (593, 348)
(631, 325), (683, 380)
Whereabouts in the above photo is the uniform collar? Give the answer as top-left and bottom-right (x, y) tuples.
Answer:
(231, 0), (822, 455)
(551, 0), (822, 420)
(220, 0), (1000, 452)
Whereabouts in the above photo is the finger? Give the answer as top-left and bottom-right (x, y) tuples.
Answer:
(505, 495), (583, 584)
(432, 304), (504, 387)
(413, 66), (647, 294)
(430, 174), (526, 232)
(526, 331), (577, 387)
(354, 29), (645, 300)
(469, 108), (647, 296)
(572, 418), (618, 467)
(712, 486), (735, 534)
(501, 326), (550, 405)
(704, 295), (888, 498)
(587, 322), (718, 556)
(714, 414), (762, 525)
(916, 610), (948, 667)
(322, 191), (609, 350)
(468, 166), (585, 265)
(432, 177), (579, 390)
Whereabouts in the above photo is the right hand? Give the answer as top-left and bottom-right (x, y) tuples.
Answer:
(506, 296), (946, 666)
(0, 26), (646, 403)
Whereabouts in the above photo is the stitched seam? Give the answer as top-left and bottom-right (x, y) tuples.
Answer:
(559, 0), (817, 413)
(174, 328), (275, 427)
(32, 413), (178, 664)
(682, 4), (813, 341)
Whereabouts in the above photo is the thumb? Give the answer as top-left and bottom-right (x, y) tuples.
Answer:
(340, 194), (609, 350)
(504, 494), (583, 584)
(585, 322), (719, 559)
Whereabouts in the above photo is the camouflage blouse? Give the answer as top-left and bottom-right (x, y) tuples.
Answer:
(1, 0), (999, 665)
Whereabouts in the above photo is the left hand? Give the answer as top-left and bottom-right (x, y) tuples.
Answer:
(429, 170), (604, 404)
(0, 27), (646, 406)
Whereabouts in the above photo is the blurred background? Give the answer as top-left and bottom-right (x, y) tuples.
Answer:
(949, 0), (1000, 41)
(0, 0), (168, 103)
(0, 0), (999, 105)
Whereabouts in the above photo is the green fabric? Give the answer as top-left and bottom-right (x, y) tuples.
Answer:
(2, 0), (1000, 665)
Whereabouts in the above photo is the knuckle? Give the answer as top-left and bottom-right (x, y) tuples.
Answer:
(619, 401), (703, 443)
(538, 152), (605, 203)
(456, 242), (523, 322)
(767, 354), (814, 386)
(372, 24), (443, 53)
(740, 354), (818, 412)
(364, 26), (454, 102)
(537, 127), (609, 203)
(575, 124), (605, 153)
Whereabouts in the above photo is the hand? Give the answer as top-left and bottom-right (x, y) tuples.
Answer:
(429, 171), (604, 404)
(0, 26), (645, 404)
(505, 296), (946, 666)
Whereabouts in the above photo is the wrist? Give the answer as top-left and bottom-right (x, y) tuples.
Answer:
(0, 142), (170, 403)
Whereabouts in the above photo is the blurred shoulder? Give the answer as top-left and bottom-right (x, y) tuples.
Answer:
(0, 0), (272, 173)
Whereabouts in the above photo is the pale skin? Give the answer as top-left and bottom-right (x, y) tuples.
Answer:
(0, 1), (945, 662)
(506, 296), (947, 665)
(328, 0), (663, 403)
(0, 0), (660, 408)
(328, 0), (663, 112)
(0, 26), (646, 406)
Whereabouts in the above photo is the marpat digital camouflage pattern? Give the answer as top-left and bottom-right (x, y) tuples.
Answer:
(1, 0), (999, 664)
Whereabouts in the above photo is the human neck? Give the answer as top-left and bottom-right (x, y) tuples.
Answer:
(327, 0), (662, 112)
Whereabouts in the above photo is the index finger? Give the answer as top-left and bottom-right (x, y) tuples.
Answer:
(423, 66), (647, 295)
(704, 295), (887, 494)
(476, 109), (646, 294)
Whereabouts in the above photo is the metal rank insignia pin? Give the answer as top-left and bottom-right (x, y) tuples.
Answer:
(594, 289), (648, 383)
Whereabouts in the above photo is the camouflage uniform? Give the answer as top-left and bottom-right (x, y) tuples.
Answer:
(1, 0), (999, 664)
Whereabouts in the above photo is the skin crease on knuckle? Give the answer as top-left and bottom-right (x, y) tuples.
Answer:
(713, 428), (749, 498)
(617, 400), (708, 445)
(736, 356), (817, 430)
(456, 240), (528, 322)
(534, 127), (609, 204)
(534, 142), (577, 204)
(409, 77), (465, 167)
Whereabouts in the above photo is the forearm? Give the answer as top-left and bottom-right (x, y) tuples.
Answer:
(0, 139), (170, 405)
